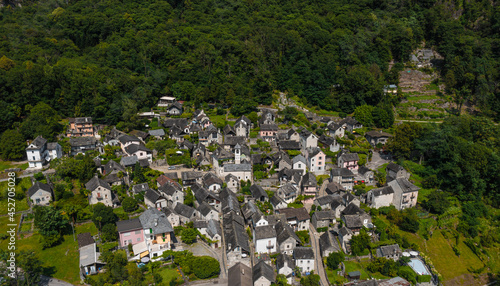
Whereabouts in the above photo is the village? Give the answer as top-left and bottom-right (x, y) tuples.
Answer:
(17, 94), (438, 286)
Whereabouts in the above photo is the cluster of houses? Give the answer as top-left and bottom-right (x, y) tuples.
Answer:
(22, 101), (424, 285)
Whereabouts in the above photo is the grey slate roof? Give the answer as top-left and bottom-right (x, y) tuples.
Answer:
(330, 168), (354, 177)
(116, 217), (143, 233)
(260, 124), (278, 131)
(338, 226), (352, 237)
(276, 253), (294, 270)
(270, 195), (286, 207)
(319, 231), (340, 254)
(250, 184), (268, 200)
(27, 135), (47, 149)
(371, 186), (394, 197)
(279, 140), (301, 150)
(77, 232), (95, 249)
(313, 210), (335, 221)
(145, 188), (163, 203)
(85, 176), (111, 192)
(206, 219), (222, 238)
(365, 130), (392, 138)
(139, 208), (174, 234)
(193, 220), (208, 229)
(386, 163), (404, 173)
(228, 263), (252, 286)
(343, 215), (363, 229)
(181, 171), (203, 181)
(277, 207), (310, 222)
(276, 221), (300, 244)
(148, 129), (165, 137)
(27, 181), (53, 198)
(292, 155), (306, 164)
(342, 203), (364, 216)
(301, 172), (317, 188)
(294, 247), (314, 259)
(70, 137), (97, 147)
(253, 260), (276, 283)
(392, 178), (420, 193)
(314, 195), (337, 206)
(174, 203), (196, 218)
(159, 183), (181, 196)
(103, 160), (125, 175)
(376, 244), (402, 258)
(125, 144), (151, 154)
(118, 135), (141, 144)
(255, 225), (276, 240)
(279, 183), (297, 196)
(223, 163), (252, 172)
(120, 155), (138, 167)
(198, 202), (217, 217)
(132, 183), (150, 194)
(339, 153), (359, 162)
(203, 172), (223, 187)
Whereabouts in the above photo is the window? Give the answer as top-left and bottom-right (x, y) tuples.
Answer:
(319, 157), (322, 160)
(298, 164), (301, 168)
(33, 156), (35, 160)
(137, 238), (141, 241)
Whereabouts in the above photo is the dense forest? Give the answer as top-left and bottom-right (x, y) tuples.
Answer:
(0, 0), (499, 136)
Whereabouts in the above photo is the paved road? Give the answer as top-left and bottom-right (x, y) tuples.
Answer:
(396, 120), (443, 124)
(365, 151), (391, 172)
(309, 225), (329, 286)
(0, 169), (55, 182)
(39, 275), (74, 286)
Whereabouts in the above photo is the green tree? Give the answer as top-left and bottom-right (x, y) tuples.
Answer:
(276, 274), (290, 286)
(353, 105), (375, 127)
(20, 102), (63, 142)
(133, 162), (146, 183)
(424, 191), (450, 214)
(92, 203), (117, 230)
(300, 272), (320, 286)
(280, 106), (299, 123)
(386, 123), (425, 159)
(100, 250), (128, 283)
(326, 252), (345, 270)
(191, 256), (220, 279)
(102, 223), (118, 242)
(33, 206), (69, 249)
(350, 229), (370, 256)
(181, 228), (198, 244)
(184, 188), (194, 207)
(17, 251), (43, 285)
(0, 129), (25, 160)
(122, 197), (138, 213)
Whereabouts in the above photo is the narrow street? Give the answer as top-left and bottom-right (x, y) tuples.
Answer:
(309, 224), (329, 286)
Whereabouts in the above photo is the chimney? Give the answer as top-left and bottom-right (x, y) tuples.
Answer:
(241, 269), (245, 275)
(154, 219), (158, 226)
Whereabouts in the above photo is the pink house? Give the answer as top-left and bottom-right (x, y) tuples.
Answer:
(301, 172), (318, 204)
(307, 148), (326, 174)
(116, 218), (144, 247)
(338, 153), (359, 173)
(260, 124), (278, 141)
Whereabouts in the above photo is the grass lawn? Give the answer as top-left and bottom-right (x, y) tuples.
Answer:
(158, 266), (182, 283)
(0, 177), (32, 215)
(0, 213), (21, 233)
(75, 221), (98, 236)
(0, 232), (80, 284)
(424, 230), (483, 280)
(344, 260), (370, 280)
(325, 265), (346, 285)
(0, 161), (29, 171)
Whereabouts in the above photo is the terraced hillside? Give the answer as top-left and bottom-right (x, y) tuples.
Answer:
(396, 69), (450, 121)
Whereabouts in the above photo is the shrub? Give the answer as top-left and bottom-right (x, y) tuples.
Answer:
(191, 256), (220, 279)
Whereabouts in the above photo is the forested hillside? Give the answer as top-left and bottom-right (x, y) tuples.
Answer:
(0, 0), (499, 134)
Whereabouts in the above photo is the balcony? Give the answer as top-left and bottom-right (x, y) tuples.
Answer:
(266, 244), (275, 249)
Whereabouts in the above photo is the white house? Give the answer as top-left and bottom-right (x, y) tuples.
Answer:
(26, 136), (62, 169)
(254, 225), (277, 254)
(294, 247), (315, 274)
(86, 176), (114, 207)
(27, 181), (53, 206)
(253, 260), (275, 286)
(276, 254), (294, 284)
(292, 155), (307, 173)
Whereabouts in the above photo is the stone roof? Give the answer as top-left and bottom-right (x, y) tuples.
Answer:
(255, 225), (277, 240)
(116, 217), (143, 233)
(260, 124), (278, 131)
(365, 130), (392, 138)
(120, 155), (138, 167)
(139, 208), (174, 234)
(198, 202), (217, 217)
(253, 260), (276, 283)
(118, 135), (140, 144)
(174, 203), (196, 218)
(125, 144), (151, 155)
(77, 232), (95, 249)
(276, 221), (301, 244)
(338, 226), (352, 237)
(145, 189), (163, 203)
(27, 136), (47, 150)
(325, 181), (345, 195)
(203, 172), (223, 187)
(279, 140), (301, 150)
(224, 163), (252, 172)
(181, 171), (203, 181)
(390, 178), (420, 193)
(314, 195), (338, 206)
(292, 155), (306, 164)
(342, 203), (365, 216)
(276, 253), (294, 271)
(250, 184), (268, 200)
(330, 168), (354, 177)
(70, 137), (97, 147)
(193, 220), (208, 229)
(206, 219), (222, 238)
(148, 129), (165, 137)
(378, 277), (411, 286)
(228, 263), (252, 286)
(343, 215), (363, 229)
(224, 136), (246, 146)
(339, 153), (359, 162)
(358, 166), (372, 176)
(276, 207), (310, 222)
(376, 244), (402, 258)
(103, 160), (125, 175)
(371, 186), (394, 197)
(85, 176), (111, 192)
(279, 183), (297, 196)
(27, 181), (53, 198)
(294, 247), (314, 260)
(132, 183), (150, 194)
(270, 195), (286, 207)
(301, 172), (317, 188)
(46, 142), (59, 150)
(319, 231), (340, 253)
(313, 210), (335, 221)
